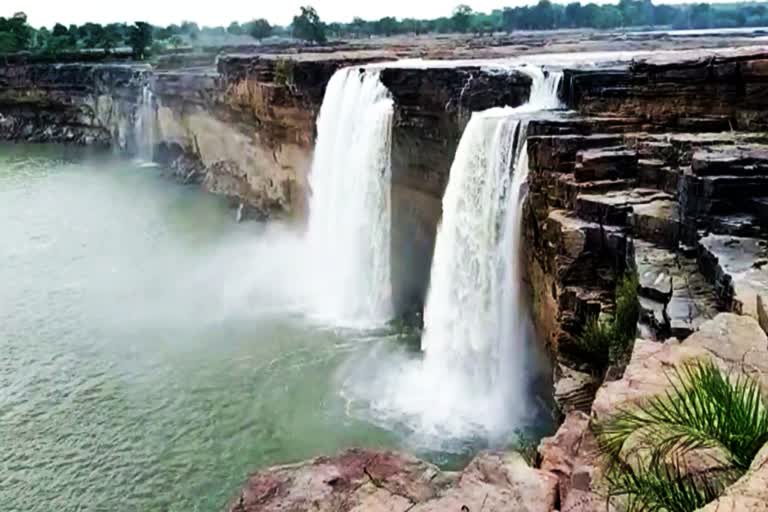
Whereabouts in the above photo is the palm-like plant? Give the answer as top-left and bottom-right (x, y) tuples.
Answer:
(607, 458), (726, 512)
(594, 360), (768, 512)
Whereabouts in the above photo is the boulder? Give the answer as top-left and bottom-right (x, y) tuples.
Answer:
(539, 411), (591, 505)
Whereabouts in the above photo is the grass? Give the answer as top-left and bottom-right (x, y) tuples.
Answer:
(574, 272), (640, 374)
(594, 360), (768, 512)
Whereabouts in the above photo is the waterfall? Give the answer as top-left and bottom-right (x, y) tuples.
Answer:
(304, 68), (394, 327)
(417, 67), (563, 438)
(344, 67), (563, 445)
(135, 84), (156, 162)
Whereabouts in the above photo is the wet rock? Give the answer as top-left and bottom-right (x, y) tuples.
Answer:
(699, 234), (768, 318)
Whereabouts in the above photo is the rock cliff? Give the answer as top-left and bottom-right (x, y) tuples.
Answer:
(3, 39), (768, 512)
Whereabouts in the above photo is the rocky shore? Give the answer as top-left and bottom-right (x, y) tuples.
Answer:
(2, 29), (768, 511)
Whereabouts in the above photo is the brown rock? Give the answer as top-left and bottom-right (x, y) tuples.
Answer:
(696, 442), (768, 512)
(229, 449), (559, 512)
(539, 411), (590, 505)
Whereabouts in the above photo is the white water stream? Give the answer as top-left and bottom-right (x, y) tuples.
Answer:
(304, 68), (395, 327)
(346, 67), (563, 447)
(135, 84), (156, 162)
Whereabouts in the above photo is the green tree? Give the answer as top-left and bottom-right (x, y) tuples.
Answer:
(103, 23), (125, 53)
(595, 5), (624, 28)
(451, 4), (473, 33)
(227, 22), (243, 35)
(690, 3), (714, 28)
(350, 17), (369, 37)
(373, 17), (397, 36)
(246, 18), (272, 41)
(530, 0), (557, 29)
(292, 6), (326, 44)
(565, 2), (583, 27)
(81, 22), (106, 49)
(128, 21), (153, 60)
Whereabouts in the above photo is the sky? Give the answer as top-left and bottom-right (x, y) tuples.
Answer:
(4, 0), (750, 28)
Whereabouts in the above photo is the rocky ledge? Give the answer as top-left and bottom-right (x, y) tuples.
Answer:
(228, 448), (557, 512)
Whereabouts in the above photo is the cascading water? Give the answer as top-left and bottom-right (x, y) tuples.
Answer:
(304, 68), (394, 327)
(345, 66), (563, 447)
(418, 67), (563, 439)
(135, 84), (156, 162)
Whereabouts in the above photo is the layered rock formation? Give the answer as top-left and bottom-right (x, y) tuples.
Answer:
(3, 38), (768, 512)
(523, 48), (768, 512)
(524, 49), (768, 413)
(0, 63), (149, 147)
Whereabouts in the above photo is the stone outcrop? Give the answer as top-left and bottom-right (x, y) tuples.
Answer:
(564, 48), (768, 130)
(524, 49), (768, 419)
(539, 313), (768, 511)
(229, 448), (558, 512)
(0, 63), (149, 147)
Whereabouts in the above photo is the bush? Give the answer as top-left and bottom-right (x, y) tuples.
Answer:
(594, 360), (768, 512)
(574, 273), (639, 374)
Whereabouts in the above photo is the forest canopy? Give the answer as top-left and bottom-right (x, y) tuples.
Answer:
(3, 1), (768, 58)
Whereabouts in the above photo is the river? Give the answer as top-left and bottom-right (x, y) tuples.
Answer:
(0, 144), (405, 511)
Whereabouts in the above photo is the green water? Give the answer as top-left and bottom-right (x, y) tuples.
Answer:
(0, 145), (404, 511)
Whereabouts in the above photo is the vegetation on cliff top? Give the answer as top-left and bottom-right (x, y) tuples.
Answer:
(4, 1), (768, 58)
(594, 360), (768, 511)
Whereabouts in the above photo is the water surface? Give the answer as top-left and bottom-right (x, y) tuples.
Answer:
(0, 144), (403, 511)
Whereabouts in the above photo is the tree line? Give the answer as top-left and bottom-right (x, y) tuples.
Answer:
(3, 1), (768, 58)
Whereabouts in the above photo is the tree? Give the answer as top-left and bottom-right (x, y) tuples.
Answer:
(451, 4), (473, 33)
(690, 3), (714, 29)
(530, 0), (557, 30)
(373, 17), (397, 36)
(246, 18), (272, 41)
(350, 17), (369, 38)
(81, 22), (106, 49)
(292, 6), (326, 44)
(180, 21), (200, 41)
(227, 22), (243, 35)
(565, 2), (583, 27)
(128, 21), (153, 60)
(594, 5), (624, 28)
(103, 23), (125, 53)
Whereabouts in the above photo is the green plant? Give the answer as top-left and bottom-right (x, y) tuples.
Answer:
(594, 360), (768, 512)
(611, 272), (640, 364)
(576, 314), (614, 371)
(274, 59), (295, 88)
(574, 273), (639, 373)
(607, 458), (726, 512)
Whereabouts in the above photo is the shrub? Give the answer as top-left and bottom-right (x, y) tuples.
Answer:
(594, 360), (768, 512)
(574, 272), (639, 374)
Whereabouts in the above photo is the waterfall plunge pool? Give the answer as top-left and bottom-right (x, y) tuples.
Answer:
(0, 144), (554, 511)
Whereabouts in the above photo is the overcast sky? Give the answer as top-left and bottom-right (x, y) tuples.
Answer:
(5, 0), (747, 28)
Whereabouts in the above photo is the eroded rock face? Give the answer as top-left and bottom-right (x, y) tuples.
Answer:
(0, 63), (149, 148)
(229, 449), (558, 512)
